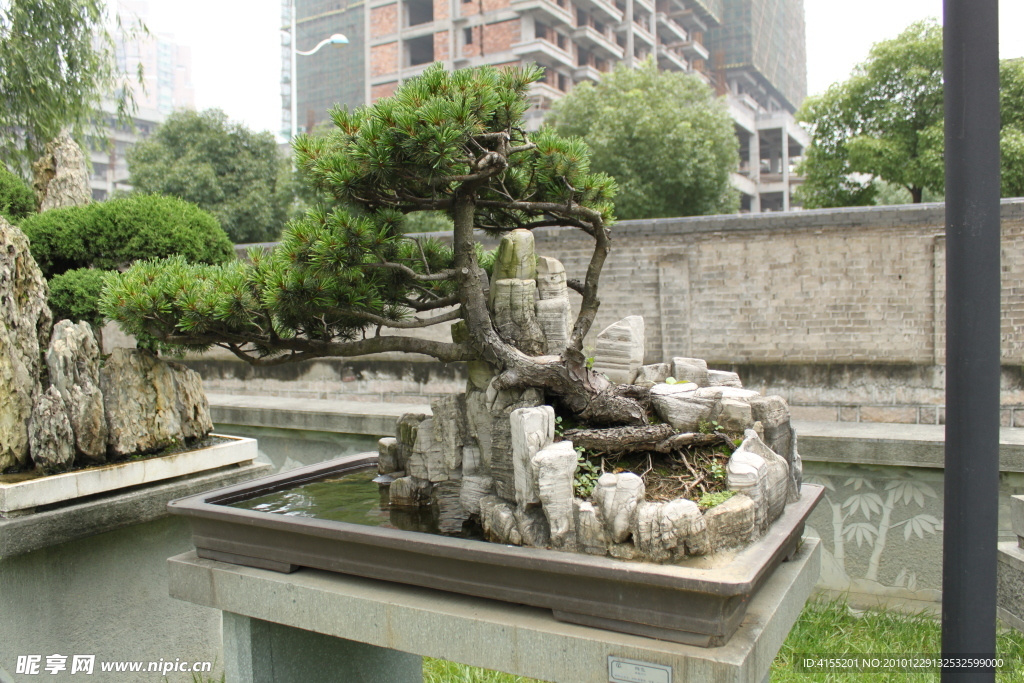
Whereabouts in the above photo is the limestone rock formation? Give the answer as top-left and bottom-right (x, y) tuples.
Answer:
(390, 475), (431, 506)
(510, 405), (555, 506)
(713, 398), (754, 432)
(100, 349), (211, 456)
(0, 218), (53, 470)
(726, 431), (789, 536)
(573, 499), (608, 554)
(480, 495), (522, 545)
(46, 320), (107, 463)
(535, 256), (573, 355)
(432, 480), (468, 534)
(650, 384), (714, 432)
(431, 394), (467, 473)
(459, 474), (493, 515)
(28, 387), (75, 473)
(594, 472), (645, 543)
(32, 131), (91, 211)
(531, 440), (577, 548)
(704, 493), (756, 551)
(490, 229), (538, 282)
(591, 316), (645, 384)
(377, 437), (400, 474)
(406, 417), (447, 482)
(514, 505), (551, 547)
(634, 363), (671, 386)
(466, 384), (543, 501)
(491, 278), (546, 356)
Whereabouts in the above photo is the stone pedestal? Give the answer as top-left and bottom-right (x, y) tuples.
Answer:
(223, 613), (422, 683)
(168, 537), (820, 683)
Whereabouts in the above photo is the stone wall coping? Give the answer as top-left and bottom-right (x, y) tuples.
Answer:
(169, 538), (819, 683)
(0, 462), (270, 558)
(236, 199), (1024, 258)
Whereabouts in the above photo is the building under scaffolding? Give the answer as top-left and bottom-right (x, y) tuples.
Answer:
(282, 0), (808, 212)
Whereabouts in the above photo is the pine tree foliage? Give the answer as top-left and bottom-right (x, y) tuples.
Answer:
(102, 65), (640, 423)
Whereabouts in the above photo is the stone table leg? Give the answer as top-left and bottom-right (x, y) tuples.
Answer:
(223, 612), (423, 683)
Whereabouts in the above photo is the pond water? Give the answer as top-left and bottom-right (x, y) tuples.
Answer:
(227, 468), (484, 538)
(213, 423), (380, 474)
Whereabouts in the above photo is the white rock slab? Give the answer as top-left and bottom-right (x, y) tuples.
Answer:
(650, 392), (715, 432)
(459, 474), (493, 515)
(704, 493), (756, 551)
(707, 370), (743, 387)
(634, 363), (671, 385)
(535, 297), (572, 355)
(377, 437), (400, 474)
(510, 406), (555, 507)
(406, 418), (448, 482)
(671, 357), (709, 386)
(573, 499), (608, 555)
(651, 382), (699, 396)
(694, 387), (761, 401)
(480, 495), (522, 545)
(0, 435), (257, 515)
(715, 398), (754, 432)
(389, 475), (431, 507)
(591, 316), (645, 385)
(531, 440), (578, 548)
(536, 255), (568, 300)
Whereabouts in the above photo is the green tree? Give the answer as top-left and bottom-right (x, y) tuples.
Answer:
(19, 194), (234, 325)
(127, 109), (293, 244)
(549, 59), (738, 219)
(796, 20), (1024, 208)
(102, 64), (646, 424)
(0, 0), (140, 174)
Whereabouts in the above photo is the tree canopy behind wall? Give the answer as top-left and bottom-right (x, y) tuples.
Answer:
(549, 59), (739, 220)
(127, 109), (293, 244)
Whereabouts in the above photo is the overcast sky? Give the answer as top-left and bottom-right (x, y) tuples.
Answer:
(127, 0), (1024, 140)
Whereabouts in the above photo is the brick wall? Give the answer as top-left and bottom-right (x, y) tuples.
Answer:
(434, 31), (451, 61)
(209, 201), (1024, 424)
(370, 42), (399, 76)
(370, 3), (398, 37)
(371, 81), (399, 100)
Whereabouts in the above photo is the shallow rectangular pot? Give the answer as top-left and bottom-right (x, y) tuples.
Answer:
(168, 453), (823, 647)
(1, 435), (257, 516)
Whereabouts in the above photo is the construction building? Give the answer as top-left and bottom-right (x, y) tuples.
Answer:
(282, 0), (808, 211)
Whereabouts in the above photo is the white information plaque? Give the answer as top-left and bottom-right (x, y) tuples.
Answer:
(607, 656), (673, 683)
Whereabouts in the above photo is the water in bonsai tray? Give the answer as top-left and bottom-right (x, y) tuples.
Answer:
(228, 469), (483, 538)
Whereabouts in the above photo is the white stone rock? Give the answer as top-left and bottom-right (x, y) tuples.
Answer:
(728, 431), (789, 534)
(593, 472), (645, 544)
(459, 474), (493, 515)
(479, 495), (522, 545)
(633, 501), (675, 561)
(531, 440), (577, 548)
(694, 386), (761, 401)
(462, 444), (481, 475)
(671, 357), (709, 386)
(491, 278), (546, 356)
(101, 349), (180, 457)
(790, 430), (803, 503)
(406, 418), (448, 482)
(650, 382), (699, 396)
(431, 394), (466, 473)
(749, 395), (795, 497)
(510, 405), (555, 507)
(573, 499), (608, 555)
(704, 493), (756, 551)
(665, 497), (710, 556)
(515, 506), (551, 547)
(591, 316), (645, 385)
(634, 363), (671, 385)
(46, 321), (106, 461)
(536, 256), (567, 299)
(650, 392), (715, 432)
(707, 370), (743, 387)
(389, 475), (431, 507)
(395, 413), (429, 473)
(714, 398), (754, 432)
(28, 387), (75, 473)
(377, 437), (400, 474)
(491, 229), (537, 282)
(535, 297), (573, 355)
(432, 480), (467, 534)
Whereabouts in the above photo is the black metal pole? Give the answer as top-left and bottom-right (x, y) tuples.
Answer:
(941, 0), (1001, 680)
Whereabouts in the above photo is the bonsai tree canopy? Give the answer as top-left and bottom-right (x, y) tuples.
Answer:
(101, 64), (645, 424)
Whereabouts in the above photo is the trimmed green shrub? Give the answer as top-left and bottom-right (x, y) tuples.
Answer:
(0, 165), (35, 221)
(19, 193), (235, 278)
(47, 268), (109, 327)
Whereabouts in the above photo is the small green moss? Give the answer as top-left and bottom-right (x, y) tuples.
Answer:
(698, 489), (736, 510)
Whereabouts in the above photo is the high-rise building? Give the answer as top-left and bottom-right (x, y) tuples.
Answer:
(283, 0), (808, 212)
(86, 2), (196, 201)
(709, 0), (808, 211)
(281, 0), (366, 138)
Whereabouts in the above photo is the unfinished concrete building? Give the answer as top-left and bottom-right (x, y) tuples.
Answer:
(282, 0), (809, 212)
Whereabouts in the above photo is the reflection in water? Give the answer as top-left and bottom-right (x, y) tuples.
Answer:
(214, 424), (380, 474)
(229, 469), (481, 538)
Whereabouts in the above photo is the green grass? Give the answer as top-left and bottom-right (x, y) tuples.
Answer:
(421, 597), (1024, 683)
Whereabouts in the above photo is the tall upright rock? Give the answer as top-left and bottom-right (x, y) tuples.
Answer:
(489, 229), (546, 355)
(46, 320), (107, 463)
(0, 217), (53, 470)
(32, 131), (92, 211)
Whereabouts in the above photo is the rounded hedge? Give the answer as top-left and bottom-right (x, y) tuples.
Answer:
(0, 165), (35, 222)
(19, 193), (235, 278)
(48, 268), (110, 327)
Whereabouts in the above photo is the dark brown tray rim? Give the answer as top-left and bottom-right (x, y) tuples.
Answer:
(168, 453), (824, 597)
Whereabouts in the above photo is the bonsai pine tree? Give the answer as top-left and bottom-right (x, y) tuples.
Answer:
(101, 64), (645, 424)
